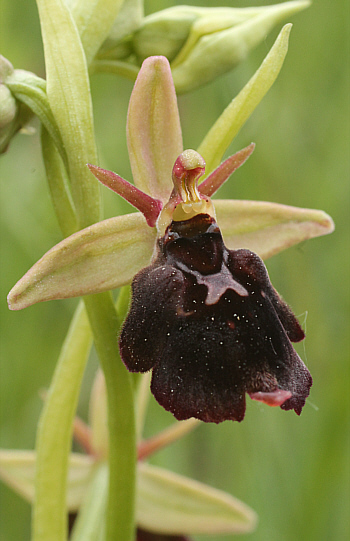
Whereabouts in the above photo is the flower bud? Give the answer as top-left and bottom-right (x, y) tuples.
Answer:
(0, 57), (44, 153)
(0, 55), (14, 83)
(0, 84), (17, 130)
(132, 6), (199, 63)
(131, 1), (310, 93)
(0, 56), (18, 151)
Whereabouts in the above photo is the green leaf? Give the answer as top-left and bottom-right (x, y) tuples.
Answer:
(7, 213), (156, 310)
(137, 462), (257, 534)
(0, 450), (94, 511)
(198, 24), (292, 176)
(127, 56), (183, 202)
(69, 0), (125, 66)
(36, 0), (100, 228)
(214, 199), (335, 259)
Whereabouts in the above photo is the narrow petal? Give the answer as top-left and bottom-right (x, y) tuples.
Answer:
(0, 450), (94, 511)
(138, 419), (200, 460)
(214, 199), (334, 259)
(198, 24), (292, 176)
(198, 143), (255, 197)
(137, 462), (257, 535)
(127, 56), (183, 201)
(7, 213), (156, 310)
(88, 164), (163, 227)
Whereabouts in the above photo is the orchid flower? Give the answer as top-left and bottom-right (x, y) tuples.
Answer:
(8, 31), (333, 424)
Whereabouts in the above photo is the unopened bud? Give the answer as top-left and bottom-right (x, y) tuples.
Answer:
(0, 55), (14, 83)
(131, 1), (310, 93)
(0, 85), (17, 130)
(171, 1), (310, 93)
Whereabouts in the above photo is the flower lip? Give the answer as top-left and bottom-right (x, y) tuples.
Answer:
(120, 213), (312, 423)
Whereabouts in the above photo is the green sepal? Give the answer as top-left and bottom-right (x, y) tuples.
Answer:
(7, 213), (156, 310)
(0, 450), (94, 511)
(137, 462), (257, 534)
(215, 199), (335, 259)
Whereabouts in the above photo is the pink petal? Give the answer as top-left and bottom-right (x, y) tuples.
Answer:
(199, 144), (255, 197)
(88, 164), (162, 227)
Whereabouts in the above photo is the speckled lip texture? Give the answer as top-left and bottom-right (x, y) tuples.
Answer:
(119, 214), (312, 423)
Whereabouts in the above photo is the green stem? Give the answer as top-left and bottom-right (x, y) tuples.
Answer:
(33, 301), (92, 541)
(90, 59), (139, 81)
(41, 126), (78, 237)
(84, 292), (136, 541)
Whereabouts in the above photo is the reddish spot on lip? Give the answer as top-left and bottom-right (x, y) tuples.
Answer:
(249, 389), (292, 407)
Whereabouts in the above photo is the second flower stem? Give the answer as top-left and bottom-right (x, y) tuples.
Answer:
(84, 292), (136, 541)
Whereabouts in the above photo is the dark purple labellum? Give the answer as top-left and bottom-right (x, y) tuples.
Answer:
(119, 214), (312, 423)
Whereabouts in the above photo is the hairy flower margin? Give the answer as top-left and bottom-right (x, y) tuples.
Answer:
(7, 42), (333, 423)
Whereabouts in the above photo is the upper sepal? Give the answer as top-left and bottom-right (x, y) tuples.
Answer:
(137, 462), (257, 534)
(214, 199), (335, 259)
(0, 450), (94, 510)
(127, 56), (183, 202)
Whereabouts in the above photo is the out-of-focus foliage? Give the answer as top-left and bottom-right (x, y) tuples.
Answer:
(0, 1), (348, 540)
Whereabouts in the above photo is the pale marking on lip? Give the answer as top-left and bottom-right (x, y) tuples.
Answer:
(176, 262), (249, 305)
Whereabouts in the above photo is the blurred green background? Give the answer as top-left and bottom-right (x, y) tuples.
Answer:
(0, 1), (349, 540)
